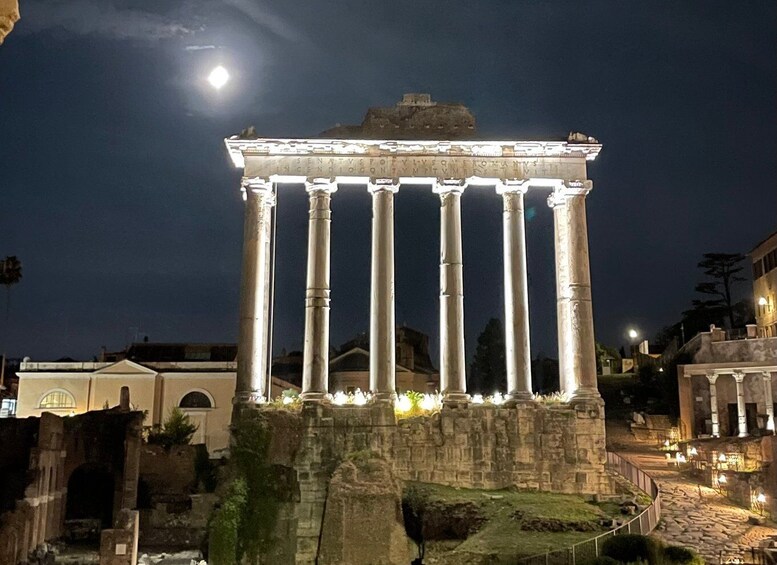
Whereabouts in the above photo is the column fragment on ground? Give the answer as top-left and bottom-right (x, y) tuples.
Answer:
(369, 179), (399, 401)
(498, 181), (532, 400)
(302, 179), (337, 401)
(734, 371), (748, 437)
(435, 180), (468, 403)
(764, 371), (775, 432)
(707, 372), (720, 438)
(548, 181), (600, 403)
(235, 178), (275, 404)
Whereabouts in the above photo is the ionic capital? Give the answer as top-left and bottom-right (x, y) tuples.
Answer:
(305, 178), (338, 194)
(368, 178), (399, 194)
(546, 179), (593, 209)
(496, 179), (530, 195)
(241, 177), (276, 204)
(433, 178), (467, 194)
(733, 370), (746, 383)
(706, 371), (719, 384)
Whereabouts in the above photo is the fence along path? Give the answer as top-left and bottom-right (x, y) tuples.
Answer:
(515, 452), (661, 565)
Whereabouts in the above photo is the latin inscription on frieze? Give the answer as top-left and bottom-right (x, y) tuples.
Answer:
(245, 155), (587, 181)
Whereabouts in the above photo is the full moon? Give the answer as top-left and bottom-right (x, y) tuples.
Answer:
(207, 66), (229, 89)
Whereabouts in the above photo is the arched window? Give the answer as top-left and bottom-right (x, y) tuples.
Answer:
(39, 390), (76, 409)
(179, 391), (213, 409)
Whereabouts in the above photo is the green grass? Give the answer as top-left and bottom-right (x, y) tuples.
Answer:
(408, 482), (618, 559)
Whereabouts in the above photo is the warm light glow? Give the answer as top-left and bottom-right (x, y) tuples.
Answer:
(757, 493), (767, 504)
(491, 391), (505, 406)
(759, 296), (768, 306)
(628, 329), (638, 339)
(419, 393), (440, 411)
(676, 453), (687, 464)
(352, 389), (368, 406)
(332, 391), (348, 406)
(282, 396), (294, 405)
(719, 453), (727, 463)
(396, 394), (412, 413)
(718, 474), (727, 484)
(663, 439), (671, 447)
(208, 65), (230, 89)
(472, 394), (484, 404)
(690, 447), (698, 456)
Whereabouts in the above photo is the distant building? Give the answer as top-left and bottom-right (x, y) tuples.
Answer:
(15, 343), (298, 453)
(15, 328), (438, 449)
(328, 326), (439, 394)
(752, 230), (777, 338)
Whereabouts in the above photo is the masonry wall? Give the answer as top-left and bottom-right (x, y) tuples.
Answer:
(0, 410), (142, 565)
(282, 400), (609, 565)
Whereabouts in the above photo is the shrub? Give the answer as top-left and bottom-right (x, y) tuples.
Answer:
(208, 478), (247, 565)
(664, 545), (703, 564)
(147, 407), (198, 448)
(601, 534), (663, 564)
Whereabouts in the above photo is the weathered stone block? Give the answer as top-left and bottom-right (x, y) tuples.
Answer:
(318, 458), (415, 565)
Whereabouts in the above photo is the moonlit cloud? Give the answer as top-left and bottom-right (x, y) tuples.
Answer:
(221, 0), (303, 42)
(19, 0), (302, 43)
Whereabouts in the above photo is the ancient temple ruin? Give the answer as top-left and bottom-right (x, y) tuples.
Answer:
(224, 94), (610, 564)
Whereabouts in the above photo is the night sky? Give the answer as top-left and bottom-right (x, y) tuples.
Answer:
(1, 1), (775, 365)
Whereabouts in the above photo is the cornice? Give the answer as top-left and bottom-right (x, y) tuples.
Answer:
(224, 137), (602, 169)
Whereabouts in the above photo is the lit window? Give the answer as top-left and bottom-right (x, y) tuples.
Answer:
(39, 390), (76, 409)
(179, 391), (212, 409)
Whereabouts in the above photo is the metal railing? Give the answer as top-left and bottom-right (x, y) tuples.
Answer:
(515, 452), (661, 565)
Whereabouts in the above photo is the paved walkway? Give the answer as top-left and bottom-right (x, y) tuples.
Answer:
(607, 422), (777, 564)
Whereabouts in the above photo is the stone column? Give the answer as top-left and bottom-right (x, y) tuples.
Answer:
(235, 178), (276, 404)
(548, 181), (600, 403)
(497, 181), (532, 400)
(369, 179), (399, 402)
(301, 179), (337, 401)
(706, 372), (720, 438)
(733, 371), (748, 437)
(763, 371), (775, 432)
(434, 179), (468, 404)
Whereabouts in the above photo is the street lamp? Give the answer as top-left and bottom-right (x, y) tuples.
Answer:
(628, 329), (639, 340)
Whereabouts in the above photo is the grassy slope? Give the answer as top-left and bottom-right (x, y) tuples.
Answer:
(411, 482), (618, 559)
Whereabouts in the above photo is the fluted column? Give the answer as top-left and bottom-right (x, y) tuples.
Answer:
(235, 178), (276, 404)
(706, 371), (720, 438)
(734, 371), (748, 437)
(301, 179), (337, 401)
(369, 179), (399, 402)
(434, 179), (468, 404)
(497, 181), (532, 401)
(548, 180), (600, 403)
(764, 371), (775, 432)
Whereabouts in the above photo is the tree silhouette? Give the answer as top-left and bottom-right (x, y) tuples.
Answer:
(693, 252), (746, 328)
(0, 256), (22, 321)
(468, 318), (506, 394)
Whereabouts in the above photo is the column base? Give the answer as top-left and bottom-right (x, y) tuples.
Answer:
(370, 391), (398, 404)
(568, 387), (602, 406)
(506, 391), (534, 405)
(442, 392), (469, 407)
(233, 390), (266, 405)
(300, 391), (329, 403)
